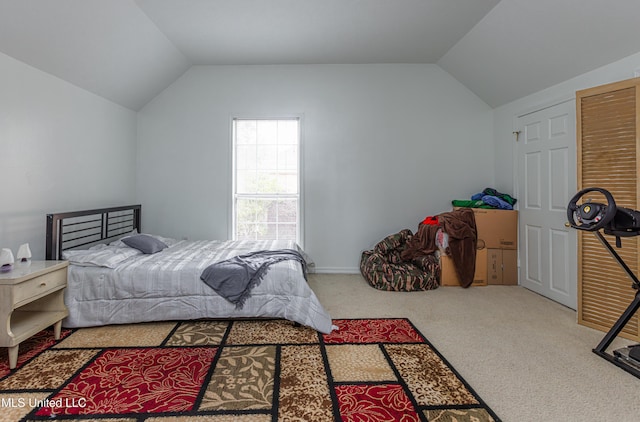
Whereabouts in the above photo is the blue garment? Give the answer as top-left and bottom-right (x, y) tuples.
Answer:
(482, 195), (513, 210)
(482, 188), (517, 206)
(471, 192), (485, 201)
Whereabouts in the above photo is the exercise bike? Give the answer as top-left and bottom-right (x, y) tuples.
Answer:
(567, 187), (640, 378)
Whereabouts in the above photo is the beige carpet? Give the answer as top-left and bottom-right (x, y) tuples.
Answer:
(308, 274), (640, 422)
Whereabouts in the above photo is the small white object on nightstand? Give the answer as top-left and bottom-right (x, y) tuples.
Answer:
(16, 243), (32, 262)
(0, 248), (14, 272)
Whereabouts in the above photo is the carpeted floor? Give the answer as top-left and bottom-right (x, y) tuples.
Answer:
(0, 318), (500, 421)
(307, 274), (640, 421)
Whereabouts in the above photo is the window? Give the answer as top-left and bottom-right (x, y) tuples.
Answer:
(232, 118), (301, 243)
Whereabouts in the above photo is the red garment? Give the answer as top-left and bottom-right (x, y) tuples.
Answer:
(421, 216), (439, 226)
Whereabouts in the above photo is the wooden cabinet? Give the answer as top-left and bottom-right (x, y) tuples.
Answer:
(576, 77), (640, 340)
(0, 261), (68, 369)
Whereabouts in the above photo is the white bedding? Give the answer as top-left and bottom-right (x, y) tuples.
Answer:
(62, 239), (333, 333)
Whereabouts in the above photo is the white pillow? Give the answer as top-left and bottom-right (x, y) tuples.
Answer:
(63, 244), (141, 268)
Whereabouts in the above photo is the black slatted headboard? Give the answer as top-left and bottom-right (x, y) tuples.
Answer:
(46, 205), (141, 260)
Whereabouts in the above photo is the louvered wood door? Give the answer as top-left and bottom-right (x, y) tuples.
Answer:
(576, 78), (640, 341)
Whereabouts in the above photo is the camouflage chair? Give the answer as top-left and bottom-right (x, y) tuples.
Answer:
(360, 229), (440, 291)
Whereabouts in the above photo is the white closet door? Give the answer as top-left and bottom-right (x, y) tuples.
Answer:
(517, 100), (577, 309)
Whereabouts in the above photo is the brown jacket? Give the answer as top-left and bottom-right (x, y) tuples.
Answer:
(401, 208), (477, 288)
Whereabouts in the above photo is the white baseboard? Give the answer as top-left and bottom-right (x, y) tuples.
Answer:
(312, 267), (361, 274)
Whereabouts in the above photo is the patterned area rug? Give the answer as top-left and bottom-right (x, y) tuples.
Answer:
(0, 318), (500, 421)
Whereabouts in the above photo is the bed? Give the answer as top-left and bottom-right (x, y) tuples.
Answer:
(45, 205), (333, 333)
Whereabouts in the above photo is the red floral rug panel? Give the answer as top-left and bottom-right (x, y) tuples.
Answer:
(324, 318), (425, 344)
(0, 318), (500, 421)
(335, 384), (420, 422)
(35, 347), (217, 416)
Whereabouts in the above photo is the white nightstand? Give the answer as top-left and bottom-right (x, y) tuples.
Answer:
(0, 261), (69, 369)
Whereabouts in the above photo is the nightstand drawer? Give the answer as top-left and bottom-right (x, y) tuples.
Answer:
(13, 268), (67, 306)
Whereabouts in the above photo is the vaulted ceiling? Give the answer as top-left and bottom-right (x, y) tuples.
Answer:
(2, 0), (640, 110)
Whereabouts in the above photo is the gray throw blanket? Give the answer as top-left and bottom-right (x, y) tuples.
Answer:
(200, 249), (307, 309)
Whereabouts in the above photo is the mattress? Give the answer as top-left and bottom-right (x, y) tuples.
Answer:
(62, 239), (333, 333)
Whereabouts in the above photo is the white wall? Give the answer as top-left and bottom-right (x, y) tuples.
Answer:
(493, 51), (640, 195)
(0, 52), (137, 260)
(137, 64), (494, 272)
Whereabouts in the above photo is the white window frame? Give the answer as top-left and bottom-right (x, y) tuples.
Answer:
(230, 116), (304, 246)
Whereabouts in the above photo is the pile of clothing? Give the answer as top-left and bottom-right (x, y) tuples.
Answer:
(360, 208), (478, 291)
(452, 187), (517, 210)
